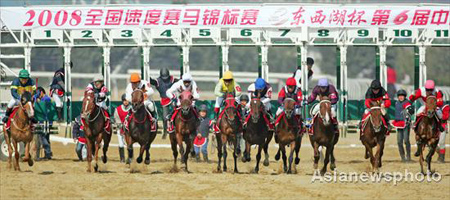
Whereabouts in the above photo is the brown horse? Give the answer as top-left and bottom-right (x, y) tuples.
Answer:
(309, 95), (339, 175)
(242, 97), (273, 173)
(81, 91), (111, 172)
(125, 89), (158, 167)
(216, 93), (242, 173)
(274, 98), (302, 174)
(360, 100), (387, 172)
(4, 92), (34, 171)
(169, 90), (199, 172)
(415, 96), (440, 174)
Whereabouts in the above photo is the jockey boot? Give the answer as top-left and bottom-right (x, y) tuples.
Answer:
(2, 108), (12, 123)
(30, 117), (38, 124)
(438, 152), (445, 163)
(119, 147), (125, 163)
(438, 121), (445, 132)
(414, 141), (422, 157)
(267, 110), (275, 131)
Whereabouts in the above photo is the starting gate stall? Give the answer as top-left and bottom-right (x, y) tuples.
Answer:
(1, 3), (449, 136)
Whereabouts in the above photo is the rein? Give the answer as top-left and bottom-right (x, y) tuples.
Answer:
(12, 103), (31, 132)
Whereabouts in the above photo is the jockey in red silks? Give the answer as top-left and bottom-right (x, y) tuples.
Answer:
(409, 80), (445, 157)
(361, 79), (392, 134)
(276, 77), (303, 131)
(307, 78), (339, 133)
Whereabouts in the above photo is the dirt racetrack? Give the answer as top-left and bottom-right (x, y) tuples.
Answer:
(1, 131), (449, 199)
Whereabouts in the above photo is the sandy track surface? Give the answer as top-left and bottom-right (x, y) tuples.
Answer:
(1, 132), (449, 199)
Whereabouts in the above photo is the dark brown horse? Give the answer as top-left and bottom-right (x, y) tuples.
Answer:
(274, 98), (302, 174)
(415, 96), (440, 174)
(216, 93), (242, 173)
(169, 90), (199, 172)
(242, 97), (273, 173)
(360, 100), (387, 172)
(125, 89), (158, 167)
(309, 95), (339, 175)
(4, 92), (34, 171)
(81, 91), (111, 172)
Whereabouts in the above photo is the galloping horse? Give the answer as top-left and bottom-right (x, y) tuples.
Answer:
(415, 96), (440, 174)
(360, 100), (387, 172)
(4, 92), (34, 171)
(309, 95), (339, 175)
(216, 93), (242, 173)
(81, 91), (111, 172)
(274, 98), (302, 174)
(242, 96), (273, 173)
(169, 90), (199, 172)
(125, 89), (158, 167)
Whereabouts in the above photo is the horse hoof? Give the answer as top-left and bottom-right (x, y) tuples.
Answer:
(275, 153), (280, 161)
(283, 166), (288, 173)
(313, 163), (318, 169)
(287, 170), (292, 174)
(94, 164), (99, 172)
(320, 169), (326, 176)
(253, 168), (259, 174)
(102, 156), (107, 164)
(87, 169), (92, 173)
(144, 159), (150, 165)
(241, 157), (247, 163)
(263, 159), (270, 167)
(223, 167), (227, 172)
(28, 159), (34, 167)
(295, 158), (300, 165)
(234, 169), (239, 174)
(126, 158), (131, 165)
(136, 157), (143, 164)
(330, 163), (336, 171)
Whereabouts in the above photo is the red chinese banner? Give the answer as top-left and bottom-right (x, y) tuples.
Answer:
(1, 5), (449, 29)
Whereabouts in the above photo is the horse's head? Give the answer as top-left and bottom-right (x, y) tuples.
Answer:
(81, 91), (96, 120)
(131, 89), (144, 111)
(283, 98), (296, 119)
(180, 90), (193, 115)
(224, 93), (238, 122)
(319, 95), (331, 125)
(250, 97), (262, 123)
(425, 96), (437, 118)
(369, 100), (383, 132)
(20, 91), (34, 118)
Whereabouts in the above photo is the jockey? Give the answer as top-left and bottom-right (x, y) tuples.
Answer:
(2, 69), (37, 123)
(85, 75), (109, 112)
(276, 77), (302, 116)
(165, 73), (200, 133)
(50, 62), (72, 122)
(125, 73), (157, 118)
(213, 70), (242, 122)
(409, 80), (444, 132)
(247, 78), (274, 131)
(362, 79), (392, 132)
(307, 78), (339, 131)
(239, 94), (250, 119)
(149, 68), (178, 139)
(166, 73), (200, 107)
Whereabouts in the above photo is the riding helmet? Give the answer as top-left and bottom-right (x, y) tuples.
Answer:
(93, 74), (104, 82)
(318, 78), (329, 87)
(397, 89), (407, 96)
(130, 73), (141, 83)
(255, 78), (266, 90)
(425, 80), (435, 90)
(182, 73), (193, 82)
(18, 69), (30, 78)
(223, 71), (234, 80)
(286, 77), (296, 86)
(370, 80), (382, 89)
(307, 57), (314, 66)
(160, 68), (170, 80)
(240, 94), (249, 102)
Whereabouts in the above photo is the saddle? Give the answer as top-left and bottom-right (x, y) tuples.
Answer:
(125, 106), (157, 133)
(413, 113), (440, 138)
(359, 113), (388, 136)
(4, 107), (20, 131)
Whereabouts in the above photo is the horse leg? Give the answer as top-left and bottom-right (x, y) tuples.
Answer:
(12, 139), (20, 171)
(86, 139), (93, 172)
(274, 148), (281, 161)
(426, 141), (438, 174)
(330, 144), (336, 171)
(419, 143), (425, 174)
(245, 141), (251, 162)
(216, 134), (223, 172)
(127, 139), (134, 165)
(102, 131), (111, 164)
(183, 136), (192, 172)
(321, 146), (331, 176)
(93, 139), (100, 172)
(366, 145), (376, 172)
(254, 145), (263, 173)
(25, 141), (33, 167)
(5, 131), (13, 169)
(222, 136), (228, 172)
(378, 138), (385, 168)
(280, 144), (287, 173)
(169, 134), (178, 166)
(136, 144), (146, 164)
(287, 141), (295, 174)
(294, 136), (302, 165)
(263, 132), (272, 167)
(313, 142), (320, 170)
(373, 143), (381, 172)
(144, 143), (151, 165)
